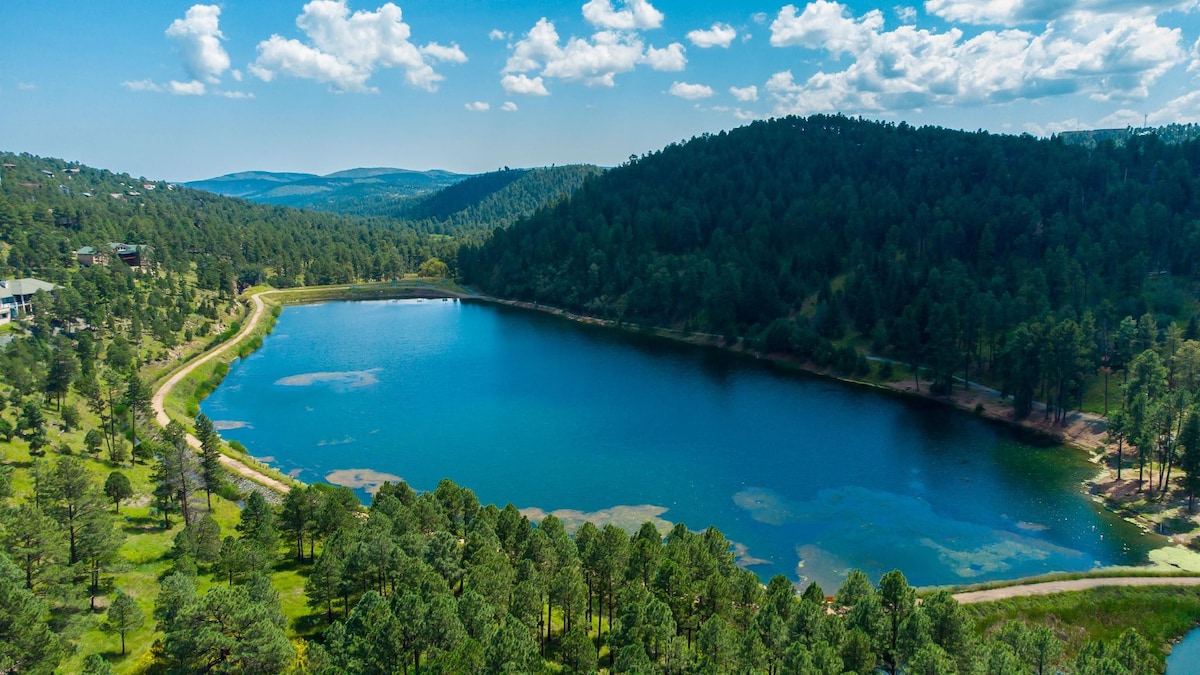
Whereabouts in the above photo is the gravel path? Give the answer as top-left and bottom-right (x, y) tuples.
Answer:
(151, 291), (292, 494)
(952, 576), (1200, 604)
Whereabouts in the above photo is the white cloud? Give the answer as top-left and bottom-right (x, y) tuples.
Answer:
(1097, 90), (1200, 128)
(503, 14), (686, 90)
(502, 73), (551, 95)
(752, 12), (770, 24)
(420, 42), (468, 63)
(168, 80), (207, 95)
(770, 2), (884, 56)
(166, 4), (231, 84)
(231, 69), (244, 82)
(17, 82), (37, 91)
(122, 79), (162, 93)
(502, 101), (519, 111)
(581, 0), (664, 30)
(250, 1), (466, 92)
(687, 23), (737, 48)
(669, 81), (715, 99)
(895, 5), (918, 23)
(216, 89), (255, 99)
(1024, 118), (1087, 135)
(1191, 36), (1200, 72)
(924, 0), (1198, 26)
(765, 1), (1185, 116)
(644, 42), (687, 70)
(489, 29), (510, 41)
(465, 101), (490, 111)
(730, 84), (758, 101)
(121, 78), (209, 96)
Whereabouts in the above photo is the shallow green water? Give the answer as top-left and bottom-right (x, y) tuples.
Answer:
(202, 298), (1157, 588)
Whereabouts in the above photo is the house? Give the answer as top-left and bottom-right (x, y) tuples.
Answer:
(108, 242), (150, 267)
(40, 169), (54, 177)
(18, 182), (40, 189)
(0, 278), (59, 323)
(2, 163), (15, 169)
(76, 246), (106, 267)
(65, 168), (80, 174)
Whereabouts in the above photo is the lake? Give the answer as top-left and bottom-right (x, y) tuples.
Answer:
(201, 298), (1157, 589)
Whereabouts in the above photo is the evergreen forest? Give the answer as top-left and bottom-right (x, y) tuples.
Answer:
(4, 116), (1200, 673)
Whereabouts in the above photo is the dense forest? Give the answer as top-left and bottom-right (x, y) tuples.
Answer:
(300, 165), (603, 240)
(460, 116), (1200, 409)
(3, 119), (1200, 673)
(0, 153), (457, 287)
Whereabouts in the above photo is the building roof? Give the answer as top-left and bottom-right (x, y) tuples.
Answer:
(0, 278), (59, 300)
(76, 246), (98, 255)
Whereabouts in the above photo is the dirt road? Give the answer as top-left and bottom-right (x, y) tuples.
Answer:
(151, 291), (292, 494)
(952, 576), (1200, 604)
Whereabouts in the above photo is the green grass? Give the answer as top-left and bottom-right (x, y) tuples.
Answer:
(963, 586), (1200, 661)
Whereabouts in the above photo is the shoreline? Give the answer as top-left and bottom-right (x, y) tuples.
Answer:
(157, 282), (1200, 570)
(468, 293), (1200, 566)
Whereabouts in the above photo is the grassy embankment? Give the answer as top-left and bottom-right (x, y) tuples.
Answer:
(963, 585), (1200, 663)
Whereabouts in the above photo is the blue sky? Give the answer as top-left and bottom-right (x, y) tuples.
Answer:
(3, 0), (1200, 181)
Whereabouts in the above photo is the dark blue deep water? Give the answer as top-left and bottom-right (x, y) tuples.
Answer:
(202, 299), (1156, 589)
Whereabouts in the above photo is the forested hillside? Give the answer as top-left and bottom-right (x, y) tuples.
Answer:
(461, 115), (1200, 416)
(1, 153), (457, 286)
(315, 164), (602, 238)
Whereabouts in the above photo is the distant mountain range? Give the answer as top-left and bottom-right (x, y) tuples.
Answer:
(185, 165), (604, 235)
(184, 167), (466, 210)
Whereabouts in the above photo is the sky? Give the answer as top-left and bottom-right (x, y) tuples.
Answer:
(3, 0), (1200, 182)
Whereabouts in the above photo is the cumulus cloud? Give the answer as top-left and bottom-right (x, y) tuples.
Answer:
(126, 5), (250, 97)
(503, 10), (685, 92)
(687, 23), (737, 48)
(250, 1), (466, 92)
(502, 73), (551, 95)
(581, 0), (664, 30)
(765, 1), (1185, 116)
(502, 101), (519, 111)
(730, 84), (758, 101)
(895, 5), (918, 23)
(166, 4), (231, 83)
(669, 81), (715, 99)
(924, 0), (1198, 26)
(770, 2), (884, 56)
(465, 101), (490, 111)
(489, 29), (510, 40)
(644, 42), (687, 70)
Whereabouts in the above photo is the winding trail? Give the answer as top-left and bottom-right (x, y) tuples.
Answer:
(151, 290), (292, 494)
(951, 576), (1200, 604)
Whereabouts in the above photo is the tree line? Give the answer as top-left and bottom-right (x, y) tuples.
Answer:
(460, 116), (1200, 427)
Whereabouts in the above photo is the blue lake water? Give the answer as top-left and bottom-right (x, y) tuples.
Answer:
(201, 298), (1157, 589)
(1168, 627), (1200, 674)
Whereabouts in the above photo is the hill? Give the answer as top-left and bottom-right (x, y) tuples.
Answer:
(1, 152), (458, 287)
(182, 170), (320, 199)
(356, 164), (603, 237)
(184, 167), (465, 211)
(461, 115), (1200, 415)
